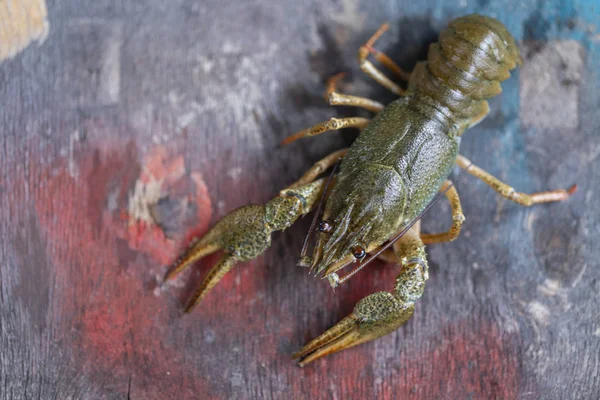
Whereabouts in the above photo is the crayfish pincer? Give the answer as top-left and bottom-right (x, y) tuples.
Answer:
(164, 14), (575, 366)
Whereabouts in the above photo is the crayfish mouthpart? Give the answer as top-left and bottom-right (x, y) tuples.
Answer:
(297, 256), (312, 268)
(327, 273), (340, 288)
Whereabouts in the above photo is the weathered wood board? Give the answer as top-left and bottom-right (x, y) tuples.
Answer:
(1, 0), (599, 398)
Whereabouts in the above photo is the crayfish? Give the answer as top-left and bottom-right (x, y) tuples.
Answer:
(164, 14), (575, 366)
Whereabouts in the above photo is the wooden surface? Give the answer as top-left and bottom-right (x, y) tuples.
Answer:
(1, 1), (599, 399)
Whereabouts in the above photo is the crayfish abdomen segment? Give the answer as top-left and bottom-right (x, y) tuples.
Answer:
(408, 14), (521, 135)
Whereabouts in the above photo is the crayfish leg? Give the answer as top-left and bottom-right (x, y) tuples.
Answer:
(358, 23), (407, 95)
(456, 155), (577, 206)
(280, 117), (369, 146)
(324, 72), (384, 113)
(420, 180), (465, 245)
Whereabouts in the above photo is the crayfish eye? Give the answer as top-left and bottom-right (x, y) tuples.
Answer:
(318, 220), (333, 233)
(352, 245), (366, 259)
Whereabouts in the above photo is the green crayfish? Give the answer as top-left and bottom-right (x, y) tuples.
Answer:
(164, 14), (575, 366)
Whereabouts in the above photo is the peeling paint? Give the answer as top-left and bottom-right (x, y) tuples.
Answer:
(527, 301), (551, 326)
(0, 0), (49, 62)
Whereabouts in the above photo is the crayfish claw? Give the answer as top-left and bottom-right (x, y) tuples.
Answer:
(183, 254), (238, 313)
(293, 314), (360, 366)
(293, 292), (414, 366)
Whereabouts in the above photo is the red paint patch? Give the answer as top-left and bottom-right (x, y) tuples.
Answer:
(395, 321), (520, 399)
(113, 145), (212, 266)
(28, 133), (216, 398)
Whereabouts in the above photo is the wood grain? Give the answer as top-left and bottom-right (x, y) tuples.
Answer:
(1, 1), (599, 399)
